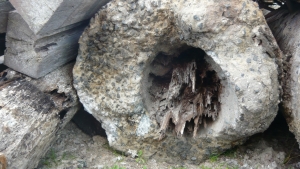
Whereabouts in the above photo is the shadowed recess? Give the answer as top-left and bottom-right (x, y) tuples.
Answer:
(72, 106), (107, 137)
(0, 33), (7, 72)
(245, 108), (300, 165)
(0, 33), (5, 56)
(148, 47), (222, 139)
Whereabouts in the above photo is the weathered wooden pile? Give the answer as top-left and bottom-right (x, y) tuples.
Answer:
(1, 0), (300, 168)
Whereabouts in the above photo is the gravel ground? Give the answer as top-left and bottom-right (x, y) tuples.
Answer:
(36, 118), (300, 169)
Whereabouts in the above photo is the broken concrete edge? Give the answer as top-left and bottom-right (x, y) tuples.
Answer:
(4, 10), (89, 78)
(0, 62), (80, 169)
(9, 0), (110, 35)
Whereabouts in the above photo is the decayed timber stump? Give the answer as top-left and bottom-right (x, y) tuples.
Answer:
(73, 0), (281, 163)
(0, 63), (79, 169)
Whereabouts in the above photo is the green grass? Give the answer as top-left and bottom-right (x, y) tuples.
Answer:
(103, 142), (125, 157)
(40, 149), (76, 168)
(172, 167), (187, 169)
(222, 148), (237, 158)
(106, 164), (126, 169)
(135, 150), (146, 164)
(209, 153), (220, 162)
(208, 147), (237, 163)
(199, 164), (238, 169)
(199, 166), (212, 169)
(41, 149), (58, 168)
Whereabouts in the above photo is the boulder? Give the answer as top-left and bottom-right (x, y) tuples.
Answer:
(0, 1), (14, 33)
(9, 0), (110, 35)
(4, 11), (87, 78)
(73, 0), (281, 164)
(267, 9), (300, 149)
(0, 62), (79, 169)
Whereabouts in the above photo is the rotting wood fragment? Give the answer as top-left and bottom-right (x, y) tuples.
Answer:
(150, 48), (222, 139)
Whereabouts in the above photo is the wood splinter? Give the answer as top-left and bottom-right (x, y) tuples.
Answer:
(157, 55), (222, 139)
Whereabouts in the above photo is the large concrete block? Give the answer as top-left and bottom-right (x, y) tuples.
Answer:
(267, 9), (300, 149)
(4, 11), (87, 78)
(73, 0), (281, 164)
(9, 0), (110, 35)
(0, 1), (14, 33)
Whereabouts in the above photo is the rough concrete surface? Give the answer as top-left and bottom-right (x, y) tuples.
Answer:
(4, 11), (87, 78)
(267, 9), (300, 150)
(0, 62), (79, 169)
(9, 0), (110, 35)
(73, 0), (281, 164)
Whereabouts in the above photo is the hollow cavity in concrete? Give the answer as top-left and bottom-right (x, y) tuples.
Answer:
(147, 47), (222, 139)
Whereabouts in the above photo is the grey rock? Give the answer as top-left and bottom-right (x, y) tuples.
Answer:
(0, 62), (79, 169)
(73, 0), (280, 164)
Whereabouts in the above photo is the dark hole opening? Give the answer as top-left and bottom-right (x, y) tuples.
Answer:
(72, 105), (107, 138)
(0, 33), (7, 72)
(0, 71), (7, 81)
(245, 107), (300, 165)
(149, 47), (222, 138)
(263, 110), (300, 164)
(0, 33), (5, 56)
(58, 109), (68, 119)
(49, 89), (67, 98)
(0, 65), (8, 73)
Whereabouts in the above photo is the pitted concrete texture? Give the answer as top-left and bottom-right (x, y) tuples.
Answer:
(267, 9), (300, 149)
(73, 0), (281, 164)
(9, 0), (110, 35)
